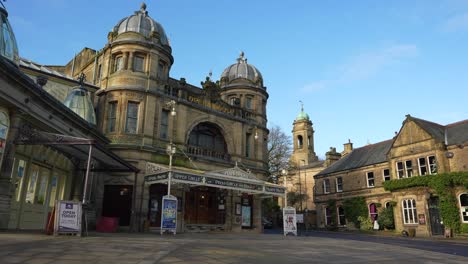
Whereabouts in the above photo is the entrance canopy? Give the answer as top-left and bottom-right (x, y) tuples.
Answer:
(144, 162), (285, 197)
(15, 128), (138, 172)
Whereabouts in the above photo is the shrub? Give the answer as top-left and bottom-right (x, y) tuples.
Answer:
(377, 206), (395, 230)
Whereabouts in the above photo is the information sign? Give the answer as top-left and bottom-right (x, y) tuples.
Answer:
(283, 206), (297, 236)
(54, 200), (82, 236)
(161, 195), (177, 235)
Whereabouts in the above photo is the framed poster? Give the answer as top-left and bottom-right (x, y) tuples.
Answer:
(283, 206), (297, 236)
(161, 195), (177, 235)
(54, 200), (82, 236)
(241, 206), (251, 227)
(418, 214), (426, 225)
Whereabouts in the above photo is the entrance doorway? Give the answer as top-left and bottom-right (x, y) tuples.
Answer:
(184, 187), (224, 225)
(148, 184), (167, 227)
(428, 197), (444, 235)
(102, 185), (133, 226)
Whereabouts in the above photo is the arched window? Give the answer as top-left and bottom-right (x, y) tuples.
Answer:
(188, 122), (228, 160)
(297, 135), (303, 148)
(460, 193), (468, 223)
(369, 203), (378, 222)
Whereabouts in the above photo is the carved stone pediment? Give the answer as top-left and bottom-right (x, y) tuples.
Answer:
(209, 164), (258, 181)
(145, 162), (168, 175)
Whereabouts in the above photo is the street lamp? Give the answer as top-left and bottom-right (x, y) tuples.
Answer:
(166, 100), (176, 196)
(282, 169), (288, 208)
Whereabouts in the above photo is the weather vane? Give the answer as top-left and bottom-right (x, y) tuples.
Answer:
(299, 100), (304, 111)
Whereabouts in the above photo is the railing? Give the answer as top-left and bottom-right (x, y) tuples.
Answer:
(186, 145), (231, 161)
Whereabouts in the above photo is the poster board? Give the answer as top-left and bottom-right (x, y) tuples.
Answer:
(296, 214), (304, 224)
(161, 195), (177, 235)
(241, 206), (252, 227)
(283, 206), (297, 236)
(54, 200), (82, 236)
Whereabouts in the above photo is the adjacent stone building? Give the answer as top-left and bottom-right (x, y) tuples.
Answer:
(314, 115), (468, 236)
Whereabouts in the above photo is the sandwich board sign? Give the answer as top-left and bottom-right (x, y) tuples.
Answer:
(283, 206), (297, 236)
(160, 195), (177, 235)
(54, 200), (82, 236)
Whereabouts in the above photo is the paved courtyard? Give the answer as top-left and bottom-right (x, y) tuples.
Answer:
(0, 231), (467, 263)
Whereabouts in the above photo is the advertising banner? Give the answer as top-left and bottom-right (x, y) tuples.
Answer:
(283, 206), (297, 236)
(54, 200), (82, 235)
(161, 195), (177, 235)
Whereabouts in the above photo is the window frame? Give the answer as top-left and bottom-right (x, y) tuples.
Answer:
(396, 161), (404, 179)
(428, 156), (437, 174)
(367, 171), (375, 188)
(114, 55), (123, 72)
(459, 193), (468, 223)
(245, 96), (253, 110)
(405, 160), (413, 177)
(402, 199), (417, 224)
(323, 179), (330, 194)
(125, 101), (139, 134)
(418, 157), (427, 176)
(336, 177), (343, 192)
(325, 207), (332, 226)
(133, 55), (145, 72)
(383, 168), (390, 181)
(107, 101), (117, 133)
(337, 206), (346, 226)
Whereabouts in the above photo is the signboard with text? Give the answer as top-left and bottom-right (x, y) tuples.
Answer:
(54, 200), (82, 236)
(283, 206), (297, 236)
(161, 195), (177, 235)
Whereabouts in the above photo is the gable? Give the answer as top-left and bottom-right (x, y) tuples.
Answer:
(393, 120), (433, 148)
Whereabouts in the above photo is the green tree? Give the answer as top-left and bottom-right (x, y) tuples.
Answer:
(287, 191), (309, 210)
(342, 196), (368, 228)
(377, 205), (395, 230)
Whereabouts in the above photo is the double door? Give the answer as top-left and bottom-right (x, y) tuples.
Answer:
(9, 158), (66, 230)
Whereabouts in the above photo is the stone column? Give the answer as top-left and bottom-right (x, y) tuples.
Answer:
(128, 52), (134, 71)
(0, 111), (23, 229)
(123, 52), (129, 70)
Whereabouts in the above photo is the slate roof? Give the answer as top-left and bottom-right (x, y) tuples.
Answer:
(410, 116), (468, 145)
(316, 139), (393, 177)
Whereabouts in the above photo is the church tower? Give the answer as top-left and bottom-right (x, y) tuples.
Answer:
(291, 103), (318, 166)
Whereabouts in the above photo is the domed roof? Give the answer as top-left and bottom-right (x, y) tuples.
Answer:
(295, 103), (310, 121)
(113, 3), (169, 47)
(0, 6), (19, 65)
(220, 52), (263, 88)
(63, 74), (96, 125)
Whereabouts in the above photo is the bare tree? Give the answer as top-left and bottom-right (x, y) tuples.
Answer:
(267, 125), (292, 183)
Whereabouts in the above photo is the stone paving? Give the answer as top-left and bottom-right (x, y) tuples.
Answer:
(0, 231), (467, 263)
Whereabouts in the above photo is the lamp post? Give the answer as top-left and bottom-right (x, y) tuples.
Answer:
(166, 100), (176, 196)
(282, 169), (288, 208)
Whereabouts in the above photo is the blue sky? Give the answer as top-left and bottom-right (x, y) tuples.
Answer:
(5, 0), (468, 158)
